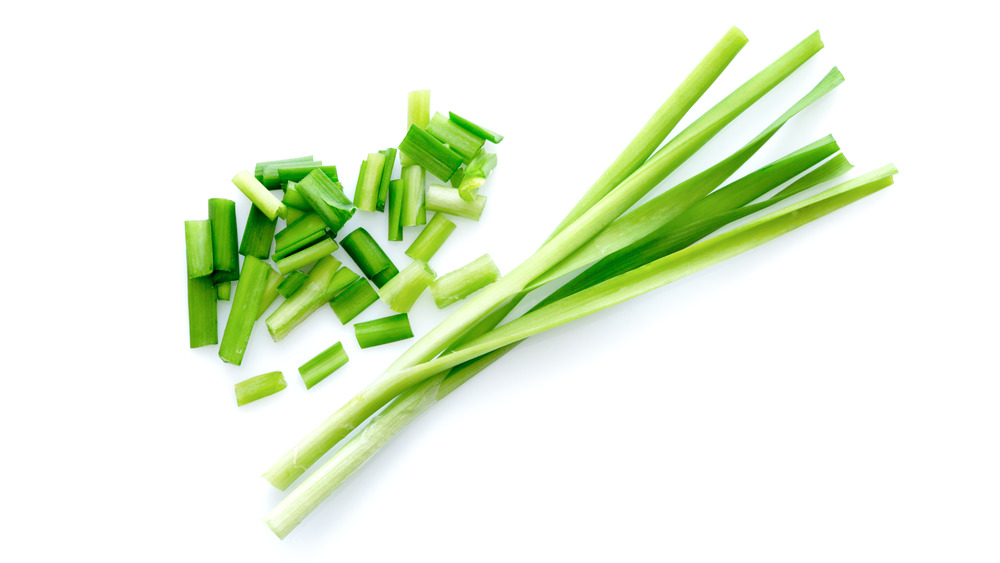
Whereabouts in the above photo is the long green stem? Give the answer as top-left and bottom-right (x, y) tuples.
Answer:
(219, 256), (271, 365)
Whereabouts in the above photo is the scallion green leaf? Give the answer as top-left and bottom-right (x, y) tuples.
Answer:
(401, 165), (426, 226)
(429, 254), (501, 308)
(265, 256), (342, 342)
(208, 198), (239, 285)
(299, 342), (349, 390)
(219, 256), (271, 365)
(277, 271), (309, 298)
(398, 125), (464, 181)
(448, 112), (504, 143)
(296, 169), (356, 236)
(404, 212), (455, 262)
(185, 220), (214, 279)
(232, 170), (287, 221)
(340, 228), (397, 287)
(187, 276), (217, 348)
(235, 371), (287, 406)
(329, 275), (378, 324)
(400, 90), (431, 167)
(239, 205), (278, 260)
(376, 148), (397, 212)
(425, 184), (486, 221)
(377, 260), (436, 313)
(255, 156), (313, 182)
(425, 112), (485, 164)
(354, 152), (386, 211)
(387, 179), (404, 241)
(355, 314), (413, 348)
(275, 237), (338, 276)
(257, 265), (284, 320)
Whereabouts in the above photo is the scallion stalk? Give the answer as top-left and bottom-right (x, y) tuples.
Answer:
(218, 256), (271, 365)
(265, 256), (342, 342)
(448, 112), (504, 143)
(275, 237), (338, 276)
(282, 183), (312, 211)
(232, 170), (287, 221)
(285, 207), (307, 224)
(296, 169), (356, 235)
(208, 198), (239, 284)
(235, 371), (287, 406)
(425, 184), (486, 221)
(329, 276), (378, 324)
(376, 148), (397, 212)
(355, 314), (413, 348)
(457, 150), (497, 202)
(299, 342), (350, 390)
(404, 213), (455, 262)
(257, 265), (284, 320)
(187, 276), (218, 348)
(274, 214), (326, 259)
(425, 112), (485, 163)
(429, 254), (501, 308)
(340, 228), (397, 287)
(354, 152), (387, 211)
(387, 179), (404, 241)
(398, 125), (464, 181)
(400, 90), (430, 167)
(377, 260), (436, 313)
(277, 271), (309, 298)
(255, 156), (313, 182)
(239, 205), (278, 260)
(401, 165), (426, 226)
(185, 220), (214, 278)
(263, 163), (338, 188)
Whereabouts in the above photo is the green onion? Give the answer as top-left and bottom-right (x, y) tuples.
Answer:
(263, 163), (338, 188)
(448, 112), (504, 143)
(387, 179), (404, 241)
(398, 125), (464, 181)
(298, 342), (350, 390)
(281, 183), (312, 211)
(404, 212), (455, 262)
(296, 169), (356, 235)
(400, 90), (431, 167)
(370, 265), (400, 289)
(457, 150), (497, 202)
(265, 256), (343, 342)
(340, 228), (397, 287)
(231, 170), (287, 221)
(425, 184), (486, 221)
(277, 271), (309, 298)
(355, 314), (413, 348)
(275, 237), (338, 275)
(274, 214), (326, 259)
(187, 276), (218, 348)
(216, 281), (231, 301)
(354, 152), (386, 211)
(425, 112), (485, 164)
(429, 254), (501, 308)
(184, 220), (214, 278)
(329, 276), (378, 324)
(239, 205), (278, 260)
(401, 165), (426, 226)
(218, 256), (271, 365)
(376, 148), (397, 212)
(377, 260), (436, 313)
(235, 371), (287, 406)
(449, 168), (465, 189)
(208, 198), (239, 284)
(255, 156), (313, 182)
(284, 207), (307, 224)
(257, 265), (284, 320)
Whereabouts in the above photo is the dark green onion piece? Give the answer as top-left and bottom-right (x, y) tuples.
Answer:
(401, 165), (426, 226)
(450, 168), (465, 189)
(277, 271), (309, 298)
(263, 163), (338, 188)
(340, 228), (396, 286)
(387, 179), (404, 241)
(398, 124), (463, 181)
(216, 281), (232, 301)
(273, 231), (326, 262)
(208, 198), (239, 284)
(329, 277), (378, 324)
(257, 265), (284, 320)
(354, 153), (386, 211)
(370, 264), (399, 289)
(297, 169), (356, 235)
(405, 212), (455, 262)
(429, 254), (501, 308)
(425, 184), (486, 221)
(376, 148), (397, 212)
(298, 342), (350, 390)
(275, 237), (338, 275)
(448, 112), (504, 143)
(235, 371), (287, 406)
(239, 205), (278, 260)
(282, 183), (312, 211)
(355, 314), (413, 349)
(274, 214), (326, 258)
(219, 256), (271, 365)
(185, 220), (214, 278)
(187, 276), (218, 348)
(458, 150), (497, 202)
(377, 260), (436, 313)
(400, 90), (431, 167)
(425, 112), (485, 164)
(266, 256), (342, 342)
(255, 156), (314, 182)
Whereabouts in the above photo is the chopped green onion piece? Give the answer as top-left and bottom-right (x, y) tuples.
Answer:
(376, 148), (397, 212)
(401, 165), (426, 226)
(208, 198), (239, 284)
(429, 254), (501, 308)
(328, 267), (362, 298)
(277, 271), (309, 298)
(231, 170), (286, 221)
(185, 220), (214, 278)
(218, 256), (271, 365)
(425, 184), (486, 221)
(281, 183), (312, 211)
(353, 152), (386, 211)
(398, 125), (463, 181)
(370, 264), (400, 289)
(298, 342), (349, 390)
(355, 314), (413, 348)
(296, 169), (356, 235)
(235, 371), (287, 406)
(263, 163), (338, 188)
(239, 205), (278, 260)
(425, 112), (485, 163)
(275, 214), (326, 256)
(187, 276), (217, 348)
(450, 168), (465, 189)
(275, 237), (338, 275)
(340, 228), (397, 286)
(448, 112), (504, 143)
(273, 231), (326, 262)
(255, 156), (313, 182)
(387, 179), (404, 241)
(457, 150), (497, 201)
(329, 276), (379, 324)
(401, 90), (430, 167)
(377, 260), (436, 313)
(265, 256), (342, 342)
(405, 212), (455, 262)
(284, 206), (307, 224)
(216, 281), (231, 301)
(257, 265), (284, 319)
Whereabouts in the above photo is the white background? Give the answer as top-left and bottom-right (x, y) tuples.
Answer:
(3, 1), (998, 561)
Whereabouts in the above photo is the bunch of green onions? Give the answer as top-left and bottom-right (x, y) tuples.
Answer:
(261, 27), (898, 538)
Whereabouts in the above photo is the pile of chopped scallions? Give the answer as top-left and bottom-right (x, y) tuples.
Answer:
(184, 26), (897, 540)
